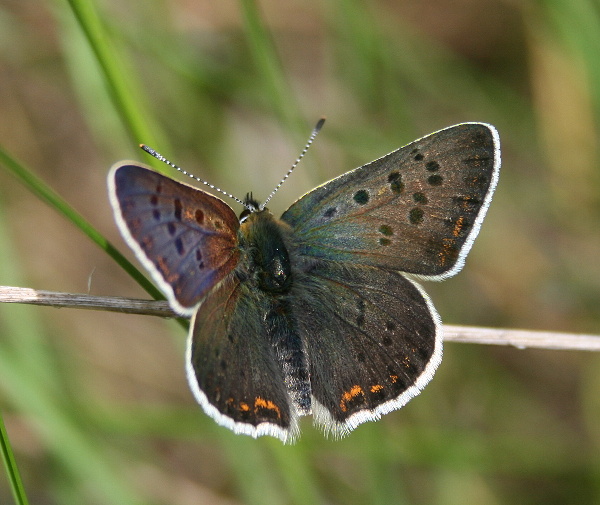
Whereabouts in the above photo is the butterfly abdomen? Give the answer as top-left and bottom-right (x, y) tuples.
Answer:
(237, 210), (312, 416)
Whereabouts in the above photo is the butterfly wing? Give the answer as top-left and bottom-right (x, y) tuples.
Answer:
(108, 163), (240, 316)
(281, 123), (500, 279)
(289, 261), (441, 435)
(281, 123), (499, 435)
(186, 274), (303, 443)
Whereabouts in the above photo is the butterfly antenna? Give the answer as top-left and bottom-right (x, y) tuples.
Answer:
(260, 117), (325, 210)
(140, 145), (253, 210)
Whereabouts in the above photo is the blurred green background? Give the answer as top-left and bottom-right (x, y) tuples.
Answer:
(1, 0), (600, 504)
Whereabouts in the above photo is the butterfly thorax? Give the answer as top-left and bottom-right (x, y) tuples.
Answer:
(238, 210), (293, 294)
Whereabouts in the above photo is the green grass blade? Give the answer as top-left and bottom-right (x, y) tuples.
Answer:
(0, 145), (163, 303)
(0, 412), (30, 505)
(266, 439), (325, 505)
(63, 0), (164, 155)
(238, 0), (307, 134)
(0, 198), (146, 505)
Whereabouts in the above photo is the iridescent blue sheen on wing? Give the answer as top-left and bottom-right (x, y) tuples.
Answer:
(281, 123), (500, 280)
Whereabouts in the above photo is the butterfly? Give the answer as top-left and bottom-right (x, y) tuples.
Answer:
(108, 121), (500, 443)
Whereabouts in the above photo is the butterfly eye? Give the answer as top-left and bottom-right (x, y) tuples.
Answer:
(239, 208), (252, 221)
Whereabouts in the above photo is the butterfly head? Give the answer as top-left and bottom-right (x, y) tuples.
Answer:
(237, 200), (293, 294)
(139, 118), (326, 227)
(239, 192), (265, 222)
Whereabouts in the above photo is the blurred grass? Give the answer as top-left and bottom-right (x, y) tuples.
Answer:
(0, 146), (164, 302)
(0, 0), (599, 504)
(0, 409), (29, 505)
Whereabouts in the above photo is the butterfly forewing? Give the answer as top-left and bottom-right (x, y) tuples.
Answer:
(282, 123), (500, 279)
(109, 164), (240, 315)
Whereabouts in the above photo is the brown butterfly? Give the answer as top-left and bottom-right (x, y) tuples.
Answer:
(109, 122), (500, 442)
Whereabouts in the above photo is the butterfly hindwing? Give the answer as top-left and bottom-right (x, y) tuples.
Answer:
(186, 275), (305, 442)
(281, 123), (500, 279)
(109, 163), (240, 315)
(291, 261), (441, 435)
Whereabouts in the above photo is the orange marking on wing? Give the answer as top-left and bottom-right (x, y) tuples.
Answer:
(453, 216), (466, 237)
(127, 217), (142, 233)
(183, 207), (195, 221)
(438, 238), (456, 267)
(156, 257), (169, 275)
(141, 235), (154, 249)
(340, 385), (365, 412)
(370, 384), (384, 393)
(254, 397), (281, 418)
(155, 256), (180, 283)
